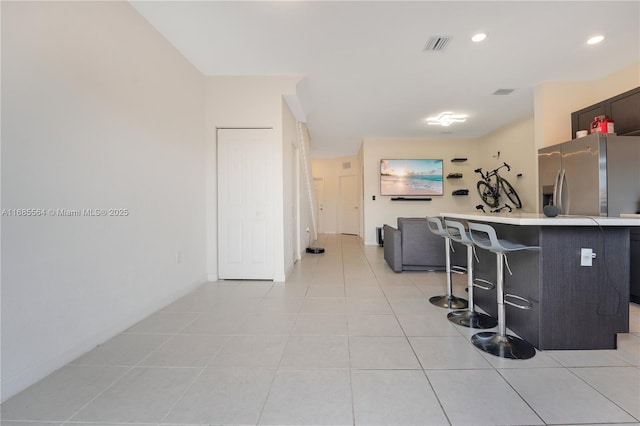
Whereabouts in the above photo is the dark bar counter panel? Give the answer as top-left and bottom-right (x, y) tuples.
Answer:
(442, 213), (638, 350)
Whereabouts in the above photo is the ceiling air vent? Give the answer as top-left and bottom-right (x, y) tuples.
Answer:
(424, 36), (452, 52)
(493, 89), (515, 95)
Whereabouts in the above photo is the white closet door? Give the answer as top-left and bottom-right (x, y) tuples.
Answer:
(217, 128), (274, 280)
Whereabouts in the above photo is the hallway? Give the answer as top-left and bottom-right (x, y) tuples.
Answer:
(2, 234), (639, 425)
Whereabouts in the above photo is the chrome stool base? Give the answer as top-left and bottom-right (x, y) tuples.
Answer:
(447, 310), (497, 329)
(429, 294), (468, 310)
(427, 217), (468, 311)
(471, 331), (536, 360)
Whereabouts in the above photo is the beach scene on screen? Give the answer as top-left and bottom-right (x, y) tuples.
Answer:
(380, 159), (443, 196)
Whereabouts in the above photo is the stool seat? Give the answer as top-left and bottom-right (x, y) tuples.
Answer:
(468, 222), (539, 253)
(426, 217), (468, 310)
(445, 221), (473, 246)
(444, 219), (497, 329)
(467, 221), (538, 360)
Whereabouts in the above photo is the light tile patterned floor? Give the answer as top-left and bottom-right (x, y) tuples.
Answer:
(2, 234), (639, 425)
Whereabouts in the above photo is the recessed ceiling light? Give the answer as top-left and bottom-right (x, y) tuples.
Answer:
(426, 112), (468, 127)
(587, 35), (605, 45)
(471, 33), (487, 42)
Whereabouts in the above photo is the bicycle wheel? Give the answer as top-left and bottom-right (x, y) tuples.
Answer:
(477, 181), (499, 208)
(499, 177), (522, 209)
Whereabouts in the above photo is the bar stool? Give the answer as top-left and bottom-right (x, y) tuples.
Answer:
(426, 217), (468, 310)
(444, 219), (498, 329)
(468, 222), (538, 359)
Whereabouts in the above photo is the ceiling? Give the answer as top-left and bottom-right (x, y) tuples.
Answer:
(130, 1), (640, 157)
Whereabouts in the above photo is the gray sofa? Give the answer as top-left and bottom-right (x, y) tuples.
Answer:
(383, 217), (447, 272)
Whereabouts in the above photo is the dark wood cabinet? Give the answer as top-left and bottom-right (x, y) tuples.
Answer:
(571, 87), (640, 137)
(631, 229), (640, 304)
(573, 104), (605, 134)
(610, 89), (640, 135)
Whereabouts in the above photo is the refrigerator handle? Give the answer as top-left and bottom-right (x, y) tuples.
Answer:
(552, 169), (561, 207)
(557, 169), (567, 213)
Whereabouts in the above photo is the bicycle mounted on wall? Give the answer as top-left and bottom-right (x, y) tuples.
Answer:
(475, 162), (522, 211)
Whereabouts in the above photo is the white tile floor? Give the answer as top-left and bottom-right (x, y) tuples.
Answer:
(2, 233), (640, 426)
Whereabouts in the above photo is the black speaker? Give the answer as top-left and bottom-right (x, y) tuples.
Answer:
(543, 205), (560, 217)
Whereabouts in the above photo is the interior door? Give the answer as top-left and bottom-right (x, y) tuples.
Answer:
(217, 128), (274, 280)
(339, 174), (359, 235)
(313, 177), (325, 235)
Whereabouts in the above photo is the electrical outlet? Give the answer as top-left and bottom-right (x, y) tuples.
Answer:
(580, 248), (595, 266)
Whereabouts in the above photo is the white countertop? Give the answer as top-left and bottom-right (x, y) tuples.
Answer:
(440, 212), (640, 226)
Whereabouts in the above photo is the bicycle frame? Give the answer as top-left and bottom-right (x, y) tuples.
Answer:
(475, 162), (510, 183)
(475, 162), (521, 209)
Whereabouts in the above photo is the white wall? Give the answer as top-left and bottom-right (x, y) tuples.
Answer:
(283, 100), (316, 270)
(295, 123), (317, 248)
(300, 123), (318, 251)
(204, 76), (301, 282)
(478, 116), (537, 212)
(1, 1), (207, 401)
(361, 138), (481, 245)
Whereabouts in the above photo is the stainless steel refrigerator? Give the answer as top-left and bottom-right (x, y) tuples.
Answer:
(538, 133), (640, 217)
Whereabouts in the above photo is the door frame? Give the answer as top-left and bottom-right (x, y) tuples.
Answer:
(338, 174), (360, 235)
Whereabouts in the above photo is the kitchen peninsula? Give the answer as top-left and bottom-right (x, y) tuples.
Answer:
(441, 212), (640, 350)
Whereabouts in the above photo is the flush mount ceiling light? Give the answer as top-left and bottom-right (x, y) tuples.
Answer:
(426, 112), (468, 127)
(471, 33), (487, 42)
(587, 35), (605, 45)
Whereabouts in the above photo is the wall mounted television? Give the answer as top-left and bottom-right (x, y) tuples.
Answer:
(380, 159), (444, 196)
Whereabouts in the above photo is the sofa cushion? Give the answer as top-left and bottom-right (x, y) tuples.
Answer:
(382, 217), (448, 272)
(398, 217), (446, 268)
(383, 225), (402, 272)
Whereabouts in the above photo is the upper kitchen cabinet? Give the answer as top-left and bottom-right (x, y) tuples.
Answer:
(571, 87), (640, 137)
(610, 88), (640, 135)
(572, 103), (606, 135)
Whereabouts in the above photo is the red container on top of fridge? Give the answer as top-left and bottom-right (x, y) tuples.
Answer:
(591, 115), (615, 134)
